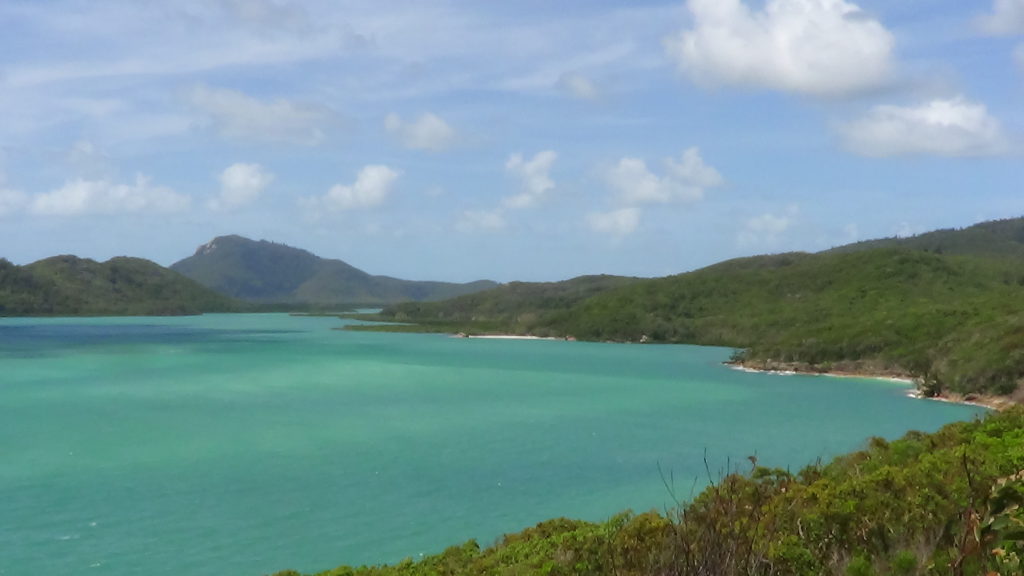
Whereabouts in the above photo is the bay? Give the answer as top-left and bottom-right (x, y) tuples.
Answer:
(0, 314), (986, 576)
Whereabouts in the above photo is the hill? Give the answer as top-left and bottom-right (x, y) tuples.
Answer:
(827, 217), (1024, 259)
(272, 408), (1024, 576)
(376, 274), (641, 333)
(0, 256), (238, 316)
(364, 217), (1024, 396)
(171, 235), (497, 305)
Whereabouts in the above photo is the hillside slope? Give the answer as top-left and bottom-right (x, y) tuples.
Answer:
(367, 218), (1024, 395)
(171, 235), (497, 305)
(379, 274), (641, 332)
(827, 216), (1024, 259)
(274, 408), (1024, 576)
(0, 256), (238, 316)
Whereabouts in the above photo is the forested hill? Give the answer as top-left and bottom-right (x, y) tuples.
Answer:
(377, 274), (641, 331)
(365, 217), (1024, 396)
(0, 256), (238, 316)
(171, 235), (497, 305)
(826, 216), (1024, 259)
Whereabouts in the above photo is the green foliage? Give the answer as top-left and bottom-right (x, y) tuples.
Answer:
(828, 217), (1024, 260)
(273, 409), (1024, 576)
(171, 235), (497, 305)
(356, 217), (1024, 395)
(358, 275), (640, 335)
(0, 255), (239, 316)
(982, 471), (1024, 574)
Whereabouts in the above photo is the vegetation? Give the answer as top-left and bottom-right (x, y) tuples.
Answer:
(0, 255), (238, 316)
(171, 235), (497, 305)
(268, 408), (1024, 576)
(349, 274), (639, 332)
(356, 218), (1024, 396)
(828, 217), (1024, 260)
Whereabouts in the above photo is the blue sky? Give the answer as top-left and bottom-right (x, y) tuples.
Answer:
(1, 0), (1021, 282)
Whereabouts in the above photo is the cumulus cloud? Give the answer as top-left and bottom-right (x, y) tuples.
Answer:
(384, 112), (456, 151)
(605, 148), (722, 205)
(504, 151), (557, 209)
(590, 148), (722, 239)
(188, 85), (329, 145)
(457, 209), (506, 233)
(210, 162), (274, 210)
(456, 151), (557, 234)
(557, 72), (599, 100)
(664, 0), (895, 97)
(738, 206), (799, 247)
(305, 165), (399, 212)
(29, 174), (191, 216)
(840, 97), (1007, 157)
(587, 208), (640, 239)
(976, 0), (1024, 35)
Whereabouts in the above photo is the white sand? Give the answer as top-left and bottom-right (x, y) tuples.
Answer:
(464, 335), (560, 340)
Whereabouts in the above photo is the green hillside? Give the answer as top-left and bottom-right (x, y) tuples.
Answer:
(828, 217), (1024, 259)
(362, 218), (1024, 396)
(373, 274), (641, 333)
(171, 235), (497, 305)
(271, 407), (1024, 576)
(0, 256), (238, 316)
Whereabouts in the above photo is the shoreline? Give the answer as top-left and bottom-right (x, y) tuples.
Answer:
(727, 362), (1013, 411)
(442, 330), (1016, 411)
(463, 334), (560, 340)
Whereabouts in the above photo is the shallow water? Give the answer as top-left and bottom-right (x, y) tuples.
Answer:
(0, 314), (986, 575)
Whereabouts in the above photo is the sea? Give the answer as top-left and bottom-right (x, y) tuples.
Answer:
(0, 314), (987, 576)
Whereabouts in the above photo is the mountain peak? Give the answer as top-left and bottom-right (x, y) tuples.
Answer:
(172, 235), (497, 305)
(194, 235), (251, 256)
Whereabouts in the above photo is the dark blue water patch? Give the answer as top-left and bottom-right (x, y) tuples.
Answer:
(0, 324), (301, 359)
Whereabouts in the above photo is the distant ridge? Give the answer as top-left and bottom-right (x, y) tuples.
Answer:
(171, 235), (498, 305)
(826, 217), (1024, 259)
(0, 256), (237, 316)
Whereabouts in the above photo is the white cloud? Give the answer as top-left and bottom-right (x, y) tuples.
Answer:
(455, 150), (558, 233)
(976, 0), (1024, 35)
(1016, 44), (1024, 71)
(29, 174), (190, 216)
(384, 113), (456, 151)
(664, 0), (895, 97)
(606, 158), (672, 204)
(305, 165), (399, 212)
(587, 208), (640, 238)
(605, 148), (722, 205)
(210, 163), (274, 210)
(188, 85), (329, 145)
(557, 72), (599, 100)
(840, 97), (1007, 157)
(504, 151), (557, 209)
(457, 210), (506, 233)
(738, 206), (798, 247)
(666, 147), (725, 190)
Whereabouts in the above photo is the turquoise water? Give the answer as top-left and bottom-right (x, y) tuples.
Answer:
(0, 314), (986, 576)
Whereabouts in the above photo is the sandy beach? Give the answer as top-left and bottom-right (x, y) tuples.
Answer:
(455, 334), (560, 341)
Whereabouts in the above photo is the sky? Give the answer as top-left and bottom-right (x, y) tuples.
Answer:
(0, 0), (1022, 282)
